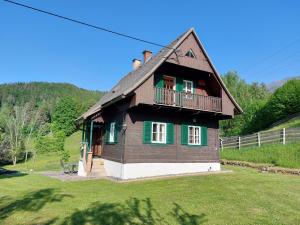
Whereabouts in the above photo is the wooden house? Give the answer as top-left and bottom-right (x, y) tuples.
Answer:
(77, 28), (242, 179)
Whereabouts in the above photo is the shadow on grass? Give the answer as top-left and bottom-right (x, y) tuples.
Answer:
(0, 168), (27, 179)
(0, 188), (73, 220)
(170, 203), (207, 225)
(62, 198), (206, 225)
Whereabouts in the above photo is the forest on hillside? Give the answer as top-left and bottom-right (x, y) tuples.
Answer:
(221, 71), (300, 136)
(0, 82), (104, 165)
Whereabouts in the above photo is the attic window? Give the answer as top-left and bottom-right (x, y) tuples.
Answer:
(185, 49), (196, 58)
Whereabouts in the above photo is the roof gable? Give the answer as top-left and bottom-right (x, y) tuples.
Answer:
(166, 32), (214, 73)
(82, 28), (242, 119)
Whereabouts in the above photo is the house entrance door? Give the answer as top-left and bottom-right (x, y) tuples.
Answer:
(163, 76), (176, 105)
(92, 126), (102, 157)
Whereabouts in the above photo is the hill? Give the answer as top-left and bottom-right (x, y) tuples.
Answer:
(268, 113), (300, 131)
(0, 82), (104, 114)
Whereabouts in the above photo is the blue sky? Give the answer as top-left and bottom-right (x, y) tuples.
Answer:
(1, 0), (300, 91)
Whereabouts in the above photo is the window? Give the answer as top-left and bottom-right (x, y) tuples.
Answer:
(109, 122), (115, 143)
(188, 126), (201, 145)
(152, 122), (166, 144)
(185, 49), (196, 58)
(183, 80), (193, 98)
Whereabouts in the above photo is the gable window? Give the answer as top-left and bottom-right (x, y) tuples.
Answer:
(183, 80), (193, 98)
(109, 122), (115, 143)
(188, 126), (201, 145)
(152, 122), (166, 144)
(185, 49), (196, 58)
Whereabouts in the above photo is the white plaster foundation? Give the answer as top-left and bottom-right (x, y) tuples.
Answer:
(103, 159), (221, 180)
(77, 160), (87, 177)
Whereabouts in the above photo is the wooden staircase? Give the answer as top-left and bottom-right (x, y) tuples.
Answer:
(89, 158), (106, 178)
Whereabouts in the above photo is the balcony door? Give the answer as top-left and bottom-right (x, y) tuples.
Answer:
(163, 76), (176, 105)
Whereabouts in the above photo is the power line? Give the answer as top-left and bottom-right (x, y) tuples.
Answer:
(3, 0), (174, 50)
(243, 37), (300, 75)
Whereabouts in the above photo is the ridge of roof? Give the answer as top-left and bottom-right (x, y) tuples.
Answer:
(81, 27), (242, 120)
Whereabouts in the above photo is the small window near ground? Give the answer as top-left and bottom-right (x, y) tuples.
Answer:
(109, 122), (115, 143)
(185, 49), (196, 58)
(188, 126), (201, 145)
(152, 122), (166, 144)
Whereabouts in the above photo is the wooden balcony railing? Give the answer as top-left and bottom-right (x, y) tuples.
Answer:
(154, 87), (222, 112)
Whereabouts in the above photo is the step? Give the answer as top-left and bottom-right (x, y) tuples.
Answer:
(90, 158), (106, 177)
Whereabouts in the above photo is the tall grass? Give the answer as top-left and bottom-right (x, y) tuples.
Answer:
(221, 141), (300, 168)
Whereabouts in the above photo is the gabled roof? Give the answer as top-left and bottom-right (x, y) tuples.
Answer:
(82, 28), (242, 119)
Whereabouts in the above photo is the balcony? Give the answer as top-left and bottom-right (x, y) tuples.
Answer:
(154, 87), (222, 112)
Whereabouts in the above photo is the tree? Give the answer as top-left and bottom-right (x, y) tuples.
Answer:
(249, 79), (300, 130)
(52, 98), (79, 136)
(4, 105), (28, 165)
(220, 71), (270, 136)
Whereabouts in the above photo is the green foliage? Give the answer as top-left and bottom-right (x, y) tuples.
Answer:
(221, 141), (300, 168)
(5, 131), (81, 171)
(34, 135), (63, 154)
(220, 71), (270, 136)
(52, 98), (79, 136)
(34, 131), (70, 162)
(0, 82), (103, 114)
(0, 82), (103, 165)
(247, 79), (300, 131)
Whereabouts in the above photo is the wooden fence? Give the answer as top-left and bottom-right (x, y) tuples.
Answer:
(220, 127), (300, 150)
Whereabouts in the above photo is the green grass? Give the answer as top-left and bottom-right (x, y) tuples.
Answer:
(268, 116), (300, 131)
(221, 142), (300, 168)
(0, 166), (299, 225)
(4, 131), (81, 172)
(1, 131), (300, 224)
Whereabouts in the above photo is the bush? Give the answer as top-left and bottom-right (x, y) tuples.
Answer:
(34, 131), (70, 162)
(52, 97), (79, 136)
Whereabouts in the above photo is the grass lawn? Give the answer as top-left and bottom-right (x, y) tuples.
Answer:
(268, 116), (300, 131)
(221, 142), (300, 169)
(2, 130), (300, 224)
(0, 166), (299, 225)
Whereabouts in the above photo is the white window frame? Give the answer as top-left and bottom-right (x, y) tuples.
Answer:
(151, 122), (167, 144)
(183, 80), (193, 99)
(109, 122), (115, 143)
(188, 125), (201, 145)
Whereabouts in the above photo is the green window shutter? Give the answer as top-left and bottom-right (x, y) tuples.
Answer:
(176, 77), (183, 92)
(154, 74), (164, 88)
(166, 123), (174, 144)
(175, 77), (183, 106)
(201, 126), (208, 146)
(114, 122), (119, 144)
(143, 121), (152, 144)
(154, 74), (163, 103)
(105, 123), (110, 144)
(181, 124), (188, 145)
(193, 81), (196, 95)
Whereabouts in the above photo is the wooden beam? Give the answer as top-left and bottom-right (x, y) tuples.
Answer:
(89, 121), (94, 152)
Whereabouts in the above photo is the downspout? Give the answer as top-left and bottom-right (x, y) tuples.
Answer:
(121, 112), (127, 179)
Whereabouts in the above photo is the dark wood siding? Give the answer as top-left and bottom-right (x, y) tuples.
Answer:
(100, 99), (131, 163)
(124, 106), (220, 163)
